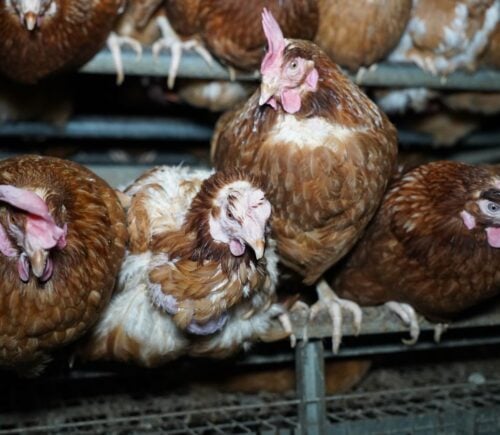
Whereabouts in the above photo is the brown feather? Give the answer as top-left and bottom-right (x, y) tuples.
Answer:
(0, 0), (123, 83)
(212, 40), (397, 285)
(334, 161), (500, 322)
(0, 155), (126, 374)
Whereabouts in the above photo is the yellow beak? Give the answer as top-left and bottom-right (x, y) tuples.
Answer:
(30, 249), (48, 278)
(24, 12), (37, 31)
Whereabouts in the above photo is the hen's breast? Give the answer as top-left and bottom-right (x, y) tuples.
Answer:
(0, 155), (126, 368)
(0, 0), (122, 83)
(223, 113), (396, 283)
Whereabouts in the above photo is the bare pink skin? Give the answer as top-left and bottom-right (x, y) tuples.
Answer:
(0, 185), (66, 282)
(259, 8), (318, 114)
(209, 184), (271, 260)
(461, 208), (500, 249)
(460, 210), (476, 230)
(486, 227), (500, 248)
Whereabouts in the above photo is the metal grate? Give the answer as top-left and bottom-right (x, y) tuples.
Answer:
(3, 381), (500, 434)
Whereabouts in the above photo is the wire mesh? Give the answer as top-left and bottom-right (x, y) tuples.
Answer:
(3, 380), (500, 434)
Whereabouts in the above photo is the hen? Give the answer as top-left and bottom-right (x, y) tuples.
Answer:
(0, 0), (140, 84)
(334, 161), (500, 343)
(212, 10), (398, 352)
(79, 166), (290, 367)
(483, 21), (500, 68)
(315, 0), (412, 71)
(154, 0), (318, 88)
(389, 0), (499, 75)
(0, 155), (127, 375)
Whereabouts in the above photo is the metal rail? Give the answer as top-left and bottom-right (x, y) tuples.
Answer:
(80, 48), (500, 91)
(1, 117), (499, 155)
(0, 116), (213, 141)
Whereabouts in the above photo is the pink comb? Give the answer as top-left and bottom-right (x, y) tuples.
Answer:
(261, 8), (286, 74)
(0, 185), (67, 251)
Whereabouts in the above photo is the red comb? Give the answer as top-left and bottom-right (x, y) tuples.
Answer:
(261, 8), (285, 74)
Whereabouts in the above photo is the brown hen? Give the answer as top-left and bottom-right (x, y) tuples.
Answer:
(0, 155), (127, 375)
(154, 0), (318, 88)
(334, 161), (500, 343)
(212, 10), (398, 352)
(315, 0), (412, 71)
(0, 0), (138, 84)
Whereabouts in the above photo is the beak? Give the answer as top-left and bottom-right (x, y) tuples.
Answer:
(23, 12), (38, 31)
(246, 238), (265, 260)
(30, 249), (48, 278)
(259, 80), (279, 106)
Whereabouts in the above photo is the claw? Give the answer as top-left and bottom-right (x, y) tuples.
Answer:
(228, 66), (237, 81)
(107, 32), (142, 85)
(152, 16), (214, 89)
(310, 279), (363, 354)
(278, 312), (296, 348)
(385, 301), (420, 345)
(434, 323), (449, 343)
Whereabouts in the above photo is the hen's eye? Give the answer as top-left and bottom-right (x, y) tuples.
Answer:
(227, 210), (235, 220)
(479, 199), (500, 217)
(488, 203), (499, 213)
(289, 61), (298, 70)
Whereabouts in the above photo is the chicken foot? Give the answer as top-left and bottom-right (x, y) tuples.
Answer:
(385, 301), (420, 345)
(310, 279), (363, 354)
(107, 32), (142, 85)
(152, 16), (213, 89)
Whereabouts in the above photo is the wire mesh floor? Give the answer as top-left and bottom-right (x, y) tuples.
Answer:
(2, 380), (500, 434)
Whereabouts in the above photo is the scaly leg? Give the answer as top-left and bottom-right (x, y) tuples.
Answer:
(310, 279), (363, 354)
(107, 32), (142, 85)
(289, 300), (310, 342)
(152, 16), (213, 89)
(385, 301), (420, 345)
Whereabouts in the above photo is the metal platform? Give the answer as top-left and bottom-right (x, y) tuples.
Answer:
(2, 380), (500, 434)
(80, 48), (500, 91)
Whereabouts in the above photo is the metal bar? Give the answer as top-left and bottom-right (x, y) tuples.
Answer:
(80, 48), (500, 90)
(288, 301), (500, 340)
(81, 48), (259, 81)
(0, 116), (213, 141)
(296, 340), (327, 435)
(3, 116), (500, 152)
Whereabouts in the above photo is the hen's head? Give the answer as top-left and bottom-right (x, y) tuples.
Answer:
(187, 172), (271, 260)
(209, 176), (271, 260)
(8, 0), (56, 31)
(460, 173), (500, 249)
(0, 185), (66, 282)
(258, 8), (319, 114)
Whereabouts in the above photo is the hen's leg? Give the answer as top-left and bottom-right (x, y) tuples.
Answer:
(385, 301), (420, 345)
(107, 32), (142, 85)
(278, 312), (296, 348)
(152, 16), (213, 89)
(289, 300), (310, 342)
(310, 279), (363, 354)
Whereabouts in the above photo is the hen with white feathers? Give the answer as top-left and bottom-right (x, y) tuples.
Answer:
(79, 166), (290, 367)
(390, 0), (499, 75)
